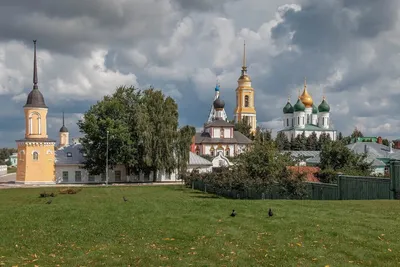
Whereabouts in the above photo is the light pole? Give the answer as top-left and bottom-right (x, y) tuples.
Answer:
(106, 130), (109, 185)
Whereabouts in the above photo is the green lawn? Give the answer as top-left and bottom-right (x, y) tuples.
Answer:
(0, 186), (399, 266)
(7, 167), (16, 173)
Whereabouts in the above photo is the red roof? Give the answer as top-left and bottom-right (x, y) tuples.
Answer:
(287, 166), (320, 182)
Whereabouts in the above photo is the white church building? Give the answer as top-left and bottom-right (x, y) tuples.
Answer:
(278, 80), (337, 141)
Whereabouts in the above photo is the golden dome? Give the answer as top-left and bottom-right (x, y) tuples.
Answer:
(238, 74), (251, 82)
(299, 78), (313, 108)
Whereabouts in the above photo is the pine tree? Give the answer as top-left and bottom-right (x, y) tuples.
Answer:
(306, 132), (318, 150)
(275, 131), (290, 151)
(338, 132), (343, 140)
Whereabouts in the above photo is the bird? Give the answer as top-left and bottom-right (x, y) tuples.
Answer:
(230, 209), (236, 217)
(268, 208), (273, 217)
(46, 199), (52, 204)
(123, 196), (128, 202)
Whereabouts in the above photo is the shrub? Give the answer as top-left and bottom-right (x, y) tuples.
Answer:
(39, 192), (56, 198)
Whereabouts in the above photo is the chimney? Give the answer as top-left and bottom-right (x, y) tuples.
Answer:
(377, 136), (382, 144)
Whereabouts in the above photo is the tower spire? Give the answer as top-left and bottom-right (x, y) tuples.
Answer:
(62, 110), (65, 126)
(303, 77), (307, 92)
(241, 40), (247, 76)
(33, 40), (38, 89)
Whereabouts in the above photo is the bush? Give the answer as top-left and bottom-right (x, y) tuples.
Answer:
(59, 188), (82, 194)
(39, 192), (55, 198)
(316, 168), (338, 184)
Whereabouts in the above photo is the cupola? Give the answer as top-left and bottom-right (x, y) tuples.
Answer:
(294, 98), (306, 112)
(318, 97), (330, 113)
(283, 101), (294, 114)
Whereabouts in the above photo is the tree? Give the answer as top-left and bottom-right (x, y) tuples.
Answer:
(275, 131), (290, 151)
(318, 140), (372, 183)
(78, 85), (193, 181)
(232, 117), (252, 139)
(291, 133), (306, 151)
(78, 88), (135, 176)
(306, 132), (318, 150)
(235, 138), (293, 189)
(175, 125), (196, 178)
(351, 127), (364, 139)
(338, 132), (343, 140)
(0, 148), (17, 165)
(254, 127), (272, 143)
(382, 139), (389, 146)
(318, 132), (331, 150)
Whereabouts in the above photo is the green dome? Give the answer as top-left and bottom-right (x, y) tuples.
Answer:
(283, 102), (294, 114)
(318, 99), (330, 113)
(293, 99), (305, 112)
(312, 104), (318, 114)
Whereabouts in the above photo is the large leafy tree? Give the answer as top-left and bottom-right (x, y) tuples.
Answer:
(291, 133), (306, 151)
(78, 86), (194, 180)
(318, 132), (331, 150)
(318, 140), (371, 183)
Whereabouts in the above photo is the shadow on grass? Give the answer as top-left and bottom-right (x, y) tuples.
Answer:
(190, 194), (224, 199)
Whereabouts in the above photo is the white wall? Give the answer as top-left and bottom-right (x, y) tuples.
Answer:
(283, 130), (337, 141)
(0, 165), (7, 176)
(202, 144), (241, 157)
(187, 165), (212, 173)
(55, 164), (183, 183)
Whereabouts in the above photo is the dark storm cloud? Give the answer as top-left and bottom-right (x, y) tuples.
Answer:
(173, 0), (233, 12)
(0, 0), (177, 56)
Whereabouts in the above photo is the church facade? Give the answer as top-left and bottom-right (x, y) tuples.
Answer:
(193, 42), (253, 158)
(278, 80), (337, 141)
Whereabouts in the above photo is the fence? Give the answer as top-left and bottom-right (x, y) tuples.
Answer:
(0, 165), (7, 176)
(191, 174), (393, 200)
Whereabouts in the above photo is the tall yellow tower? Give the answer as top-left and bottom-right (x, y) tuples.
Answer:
(234, 41), (257, 134)
(16, 40), (56, 184)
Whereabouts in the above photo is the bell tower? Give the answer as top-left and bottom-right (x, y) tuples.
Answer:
(234, 41), (257, 134)
(59, 111), (69, 148)
(16, 40), (56, 184)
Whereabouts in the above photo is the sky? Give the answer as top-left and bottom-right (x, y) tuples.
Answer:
(0, 0), (400, 147)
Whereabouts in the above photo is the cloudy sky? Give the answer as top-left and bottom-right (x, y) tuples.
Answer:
(0, 0), (400, 147)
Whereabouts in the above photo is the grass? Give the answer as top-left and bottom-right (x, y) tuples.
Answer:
(0, 185), (399, 266)
(7, 167), (16, 173)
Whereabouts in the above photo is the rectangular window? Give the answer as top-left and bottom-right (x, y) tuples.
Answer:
(115, 170), (121, 182)
(75, 171), (82, 182)
(62, 171), (68, 182)
(88, 175), (95, 182)
(101, 173), (106, 181)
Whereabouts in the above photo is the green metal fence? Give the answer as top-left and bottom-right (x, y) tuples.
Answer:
(191, 174), (393, 200)
(337, 175), (391, 200)
(307, 182), (338, 200)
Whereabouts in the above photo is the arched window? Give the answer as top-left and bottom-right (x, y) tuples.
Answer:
(323, 117), (325, 126)
(307, 114), (309, 124)
(297, 117), (300, 125)
(33, 151), (39, 161)
(244, 95), (249, 107)
(220, 128), (224, 138)
(29, 112), (41, 135)
(225, 149), (230, 157)
(286, 118), (289, 126)
(195, 146), (200, 155)
(210, 148), (215, 157)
